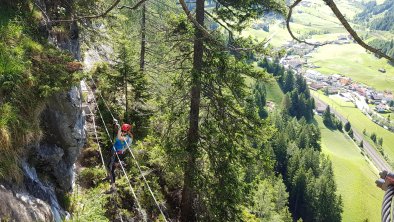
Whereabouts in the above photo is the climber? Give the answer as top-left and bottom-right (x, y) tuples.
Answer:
(105, 120), (133, 193)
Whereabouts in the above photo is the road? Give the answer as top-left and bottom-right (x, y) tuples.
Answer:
(313, 94), (392, 172)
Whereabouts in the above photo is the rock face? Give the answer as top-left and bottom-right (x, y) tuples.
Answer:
(0, 185), (53, 222)
(34, 86), (86, 191)
(0, 3), (85, 221)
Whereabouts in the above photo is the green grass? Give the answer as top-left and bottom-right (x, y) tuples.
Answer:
(316, 116), (382, 222)
(312, 90), (394, 164)
(309, 44), (394, 91)
(252, 63), (284, 105)
(265, 79), (283, 105)
(243, 0), (394, 54)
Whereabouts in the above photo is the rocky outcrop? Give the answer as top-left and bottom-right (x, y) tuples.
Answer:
(0, 185), (53, 222)
(0, 2), (85, 221)
(33, 86), (85, 191)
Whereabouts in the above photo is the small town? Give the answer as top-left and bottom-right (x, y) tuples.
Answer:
(274, 37), (394, 132)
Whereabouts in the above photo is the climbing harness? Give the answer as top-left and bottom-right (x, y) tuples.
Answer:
(88, 77), (168, 222)
(376, 170), (394, 222)
(86, 81), (144, 221)
(84, 84), (124, 222)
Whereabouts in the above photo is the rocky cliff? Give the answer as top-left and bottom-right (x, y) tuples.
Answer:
(0, 2), (86, 221)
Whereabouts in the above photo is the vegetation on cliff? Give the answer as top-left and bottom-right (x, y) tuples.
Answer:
(0, 2), (80, 184)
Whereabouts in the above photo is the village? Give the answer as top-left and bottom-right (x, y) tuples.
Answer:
(251, 18), (394, 131)
(279, 37), (394, 131)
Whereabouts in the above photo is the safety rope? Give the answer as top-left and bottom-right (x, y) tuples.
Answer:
(382, 186), (394, 222)
(88, 77), (168, 222)
(124, 139), (168, 221)
(86, 104), (107, 173)
(88, 77), (117, 121)
(86, 81), (145, 220)
(83, 83), (124, 222)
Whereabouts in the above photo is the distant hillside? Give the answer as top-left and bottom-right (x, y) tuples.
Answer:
(355, 0), (394, 31)
(369, 39), (394, 59)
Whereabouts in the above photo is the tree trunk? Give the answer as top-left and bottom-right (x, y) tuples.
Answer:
(124, 57), (128, 121)
(140, 2), (146, 72)
(180, 1), (204, 221)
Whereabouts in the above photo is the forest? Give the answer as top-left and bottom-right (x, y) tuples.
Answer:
(1, 0), (393, 221)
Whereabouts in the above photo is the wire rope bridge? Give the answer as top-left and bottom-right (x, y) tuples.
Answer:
(83, 78), (168, 222)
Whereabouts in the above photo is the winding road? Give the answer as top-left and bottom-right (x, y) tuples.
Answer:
(313, 94), (392, 171)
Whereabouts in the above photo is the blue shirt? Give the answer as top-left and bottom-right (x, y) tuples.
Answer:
(113, 135), (132, 154)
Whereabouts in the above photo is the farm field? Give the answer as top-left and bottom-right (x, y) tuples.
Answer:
(311, 90), (394, 164)
(309, 44), (394, 91)
(316, 116), (382, 222)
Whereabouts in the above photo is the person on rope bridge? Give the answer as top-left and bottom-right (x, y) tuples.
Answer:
(106, 120), (133, 193)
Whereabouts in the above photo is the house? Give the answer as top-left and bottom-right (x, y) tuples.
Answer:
(325, 86), (340, 95)
(285, 59), (304, 70)
(356, 87), (367, 97)
(370, 92), (383, 102)
(310, 82), (325, 91)
(383, 91), (393, 103)
(316, 105), (326, 115)
(375, 104), (387, 113)
(339, 77), (351, 86)
(379, 68), (386, 73)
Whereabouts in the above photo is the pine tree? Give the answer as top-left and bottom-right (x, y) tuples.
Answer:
(348, 128), (354, 138)
(254, 80), (268, 119)
(283, 71), (295, 93)
(371, 132), (377, 143)
(323, 106), (335, 129)
(344, 121), (351, 132)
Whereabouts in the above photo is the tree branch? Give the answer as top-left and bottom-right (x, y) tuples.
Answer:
(48, 0), (122, 23)
(324, 0), (394, 62)
(179, 0), (213, 40)
(179, 0), (269, 52)
(286, 0), (326, 46)
(286, 0), (394, 62)
(204, 10), (233, 36)
(118, 0), (149, 10)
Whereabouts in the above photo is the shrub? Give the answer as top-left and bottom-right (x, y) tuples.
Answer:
(0, 17), (80, 184)
(344, 122), (351, 132)
(78, 168), (107, 188)
(370, 133), (377, 143)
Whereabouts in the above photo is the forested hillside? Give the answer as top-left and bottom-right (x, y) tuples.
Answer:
(356, 0), (394, 31)
(355, 0), (394, 60)
(1, 0), (392, 221)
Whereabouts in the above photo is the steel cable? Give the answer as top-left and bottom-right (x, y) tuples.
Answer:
(86, 80), (145, 220)
(382, 186), (394, 222)
(88, 77), (168, 222)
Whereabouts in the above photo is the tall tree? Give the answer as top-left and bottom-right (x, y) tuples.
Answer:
(140, 2), (146, 72)
(180, 0), (205, 221)
(323, 106), (334, 129)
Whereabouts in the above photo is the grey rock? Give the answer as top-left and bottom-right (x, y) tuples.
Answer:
(35, 86), (86, 191)
(0, 184), (54, 222)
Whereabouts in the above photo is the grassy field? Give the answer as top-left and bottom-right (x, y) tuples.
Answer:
(242, 0), (364, 47)
(312, 90), (394, 164)
(252, 63), (284, 105)
(309, 44), (394, 91)
(265, 79), (284, 105)
(316, 116), (382, 222)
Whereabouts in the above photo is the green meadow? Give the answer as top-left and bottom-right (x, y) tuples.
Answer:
(316, 116), (382, 222)
(265, 79), (283, 105)
(252, 62), (284, 105)
(312, 91), (394, 164)
(309, 44), (394, 91)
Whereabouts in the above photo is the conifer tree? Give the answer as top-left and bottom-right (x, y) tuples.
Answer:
(344, 121), (351, 132)
(323, 106), (335, 129)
